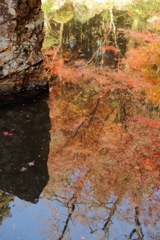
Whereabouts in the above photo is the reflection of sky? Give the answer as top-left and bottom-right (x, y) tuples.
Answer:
(0, 197), (48, 240)
(1, 192), (159, 240)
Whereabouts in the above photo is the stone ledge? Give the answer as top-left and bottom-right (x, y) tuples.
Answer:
(0, 63), (48, 95)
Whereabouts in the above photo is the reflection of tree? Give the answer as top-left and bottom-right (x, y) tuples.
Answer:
(63, 10), (126, 62)
(41, 189), (121, 240)
(42, 0), (129, 59)
(52, 2), (74, 24)
(41, 187), (160, 240)
(47, 81), (159, 200)
(58, 195), (76, 240)
(90, 197), (120, 239)
(42, 1), (160, 238)
(42, 1), (74, 24)
(129, 207), (144, 240)
(0, 191), (14, 225)
(43, 77), (160, 239)
(73, 0), (104, 23)
(59, 23), (64, 50)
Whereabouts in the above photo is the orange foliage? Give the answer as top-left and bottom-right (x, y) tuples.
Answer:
(126, 31), (160, 103)
(47, 82), (160, 203)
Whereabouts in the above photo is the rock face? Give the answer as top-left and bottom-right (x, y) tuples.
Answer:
(0, 0), (47, 95)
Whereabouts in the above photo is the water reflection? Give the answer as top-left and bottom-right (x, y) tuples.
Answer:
(0, 0), (160, 239)
(42, 1), (160, 234)
(0, 92), (50, 205)
(42, 0), (131, 71)
(0, 86), (159, 239)
(38, 192), (159, 240)
(44, 81), (160, 240)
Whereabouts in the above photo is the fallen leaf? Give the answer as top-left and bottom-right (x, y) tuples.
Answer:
(54, 208), (58, 211)
(12, 224), (16, 229)
(100, 137), (108, 140)
(63, 188), (72, 192)
(28, 161), (35, 166)
(44, 194), (50, 199)
(3, 132), (13, 136)
(5, 214), (12, 219)
(20, 167), (27, 172)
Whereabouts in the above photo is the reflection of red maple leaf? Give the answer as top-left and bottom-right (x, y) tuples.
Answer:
(141, 159), (155, 171)
(153, 151), (160, 158)
(143, 159), (153, 163)
(133, 116), (160, 128)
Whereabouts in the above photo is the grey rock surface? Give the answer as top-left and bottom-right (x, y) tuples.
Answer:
(0, 0), (47, 95)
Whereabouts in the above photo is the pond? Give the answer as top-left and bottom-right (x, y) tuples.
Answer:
(0, 84), (159, 240)
(0, 0), (160, 239)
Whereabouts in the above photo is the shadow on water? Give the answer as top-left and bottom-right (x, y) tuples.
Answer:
(0, 91), (51, 204)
